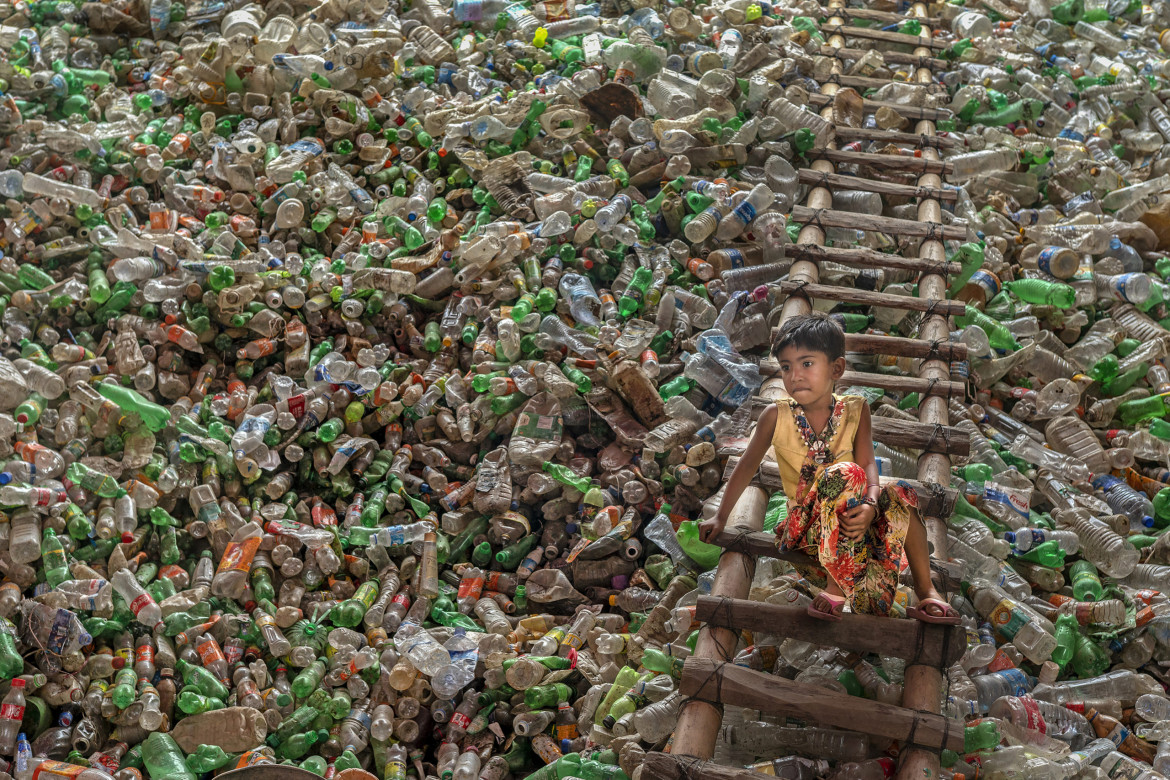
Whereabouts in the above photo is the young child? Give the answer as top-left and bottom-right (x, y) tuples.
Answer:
(698, 312), (959, 623)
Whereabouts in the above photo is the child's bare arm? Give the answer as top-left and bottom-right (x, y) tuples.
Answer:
(841, 403), (881, 540)
(852, 403), (881, 490)
(698, 404), (777, 544)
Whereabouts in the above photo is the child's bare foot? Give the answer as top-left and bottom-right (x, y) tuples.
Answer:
(906, 587), (961, 625)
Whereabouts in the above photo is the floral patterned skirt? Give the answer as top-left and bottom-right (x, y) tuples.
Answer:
(775, 461), (919, 616)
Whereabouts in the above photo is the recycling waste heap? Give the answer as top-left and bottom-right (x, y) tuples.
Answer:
(9, 0), (1170, 774)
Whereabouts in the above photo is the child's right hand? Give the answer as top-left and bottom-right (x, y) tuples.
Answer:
(698, 516), (727, 545)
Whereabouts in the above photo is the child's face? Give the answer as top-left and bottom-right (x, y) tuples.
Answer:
(776, 345), (845, 407)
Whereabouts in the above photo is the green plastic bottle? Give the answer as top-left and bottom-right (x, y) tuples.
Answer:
(292, 658), (327, 698)
(175, 658), (230, 700)
(618, 266), (652, 318)
(1013, 539), (1065, 568)
(524, 683), (573, 709)
(112, 666), (138, 709)
(41, 529), (70, 587)
(1051, 613), (1079, 670)
(185, 744), (232, 773)
(98, 383), (171, 431)
(1072, 634), (1110, 677)
(1069, 560), (1104, 601)
(640, 648), (684, 678)
(964, 721), (1000, 752)
(142, 732), (196, 780)
(676, 521), (723, 568)
(1118, 394), (1167, 425)
(1004, 279), (1076, 309)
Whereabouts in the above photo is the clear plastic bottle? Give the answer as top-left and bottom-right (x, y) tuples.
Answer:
(1052, 507), (1139, 578)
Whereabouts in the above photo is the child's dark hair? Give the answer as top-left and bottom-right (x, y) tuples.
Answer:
(770, 311), (845, 361)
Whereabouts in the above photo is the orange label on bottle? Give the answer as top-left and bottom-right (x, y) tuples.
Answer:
(33, 760), (88, 779)
(217, 536), (261, 574)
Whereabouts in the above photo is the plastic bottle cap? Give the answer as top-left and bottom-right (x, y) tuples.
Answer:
(121, 532), (134, 543)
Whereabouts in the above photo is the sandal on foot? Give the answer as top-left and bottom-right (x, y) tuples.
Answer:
(906, 597), (962, 625)
(808, 591), (846, 621)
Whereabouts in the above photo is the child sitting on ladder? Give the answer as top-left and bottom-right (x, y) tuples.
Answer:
(699, 311), (960, 623)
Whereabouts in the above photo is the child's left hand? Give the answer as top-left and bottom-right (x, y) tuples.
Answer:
(840, 502), (877, 541)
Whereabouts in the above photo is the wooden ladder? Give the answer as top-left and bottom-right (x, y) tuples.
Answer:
(648, 3), (970, 779)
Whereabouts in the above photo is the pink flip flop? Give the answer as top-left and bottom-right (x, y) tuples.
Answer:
(808, 591), (847, 621)
(906, 597), (962, 625)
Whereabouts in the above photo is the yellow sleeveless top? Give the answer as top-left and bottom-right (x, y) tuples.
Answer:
(770, 394), (865, 501)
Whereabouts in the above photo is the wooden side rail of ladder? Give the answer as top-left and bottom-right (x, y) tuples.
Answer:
(650, 3), (963, 779)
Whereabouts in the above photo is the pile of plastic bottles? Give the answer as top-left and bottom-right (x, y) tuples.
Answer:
(13, 0), (1170, 773)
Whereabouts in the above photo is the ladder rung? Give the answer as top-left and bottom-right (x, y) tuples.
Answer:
(833, 127), (961, 151)
(840, 369), (966, 398)
(807, 92), (954, 122)
(806, 148), (953, 175)
(680, 658), (966, 753)
(818, 45), (947, 70)
(693, 594), (967, 668)
(767, 280), (967, 317)
(818, 24), (947, 49)
(643, 753), (777, 780)
(798, 170), (957, 202)
(785, 243), (961, 276)
(823, 73), (948, 94)
(827, 7), (943, 26)
(790, 206), (969, 241)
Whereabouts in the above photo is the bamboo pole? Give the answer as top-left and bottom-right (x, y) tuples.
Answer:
(669, 0), (852, 758)
(896, 9), (952, 780)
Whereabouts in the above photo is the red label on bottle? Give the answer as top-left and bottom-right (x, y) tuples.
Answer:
(1018, 696), (1046, 734)
(0, 703), (23, 721)
(129, 593), (153, 616)
(224, 642), (244, 665)
(450, 712), (471, 730)
(287, 393), (306, 419)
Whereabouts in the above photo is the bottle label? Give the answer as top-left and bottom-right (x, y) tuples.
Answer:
(450, 711), (472, 730)
(988, 600), (1029, 641)
(197, 638), (225, 666)
(1, 703), (23, 721)
(1105, 720), (1132, 749)
(1105, 759), (1145, 780)
(982, 483), (1030, 521)
(723, 249), (746, 269)
(217, 537), (261, 574)
(32, 760), (87, 779)
(1017, 696), (1047, 734)
(995, 668), (1031, 697)
(514, 411), (562, 442)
